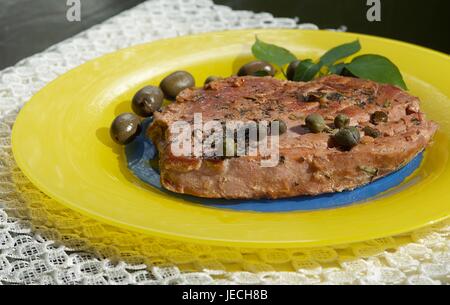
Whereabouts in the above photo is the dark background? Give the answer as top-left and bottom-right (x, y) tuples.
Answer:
(0, 0), (448, 70)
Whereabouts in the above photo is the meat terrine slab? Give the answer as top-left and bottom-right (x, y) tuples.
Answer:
(149, 75), (438, 199)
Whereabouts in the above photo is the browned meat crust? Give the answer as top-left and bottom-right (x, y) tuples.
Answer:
(148, 75), (438, 199)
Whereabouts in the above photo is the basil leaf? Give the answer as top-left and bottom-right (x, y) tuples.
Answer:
(320, 40), (361, 67)
(346, 54), (408, 90)
(329, 63), (347, 75)
(293, 59), (319, 82)
(293, 40), (361, 81)
(251, 36), (297, 67)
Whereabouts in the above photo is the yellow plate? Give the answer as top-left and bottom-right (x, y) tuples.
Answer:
(12, 29), (450, 248)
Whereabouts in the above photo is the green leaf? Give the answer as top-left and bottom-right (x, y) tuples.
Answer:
(293, 59), (318, 81)
(293, 40), (361, 82)
(329, 63), (347, 75)
(251, 36), (297, 67)
(319, 40), (361, 67)
(346, 54), (408, 90)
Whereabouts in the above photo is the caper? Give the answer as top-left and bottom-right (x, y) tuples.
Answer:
(334, 114), (350, 129)
(270, 119), (288, 135)
(286, 60), (301, 81)
(159, 71), (195, 99)
(131, 86), (164, 117)
(237, 61), (275, 77)
(110, 113), (141, 145)
(363, 126), (381, 138)
(305, 114), (327, 133)
(333, 126), (361, 151)
(204, 76), (221, 85)
(370, 111), (388, 125)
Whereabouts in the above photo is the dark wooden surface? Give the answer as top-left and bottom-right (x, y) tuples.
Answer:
(0, 0), (146, 69)
(215, 0), (450, 54)
(0, 0), (448, 70)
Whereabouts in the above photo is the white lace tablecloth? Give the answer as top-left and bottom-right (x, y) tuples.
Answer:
(0, 0), (449, 285)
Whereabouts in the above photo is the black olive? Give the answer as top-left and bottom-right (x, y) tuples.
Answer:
(370, 111), (389, 125)
(131, 86), (164, 117)
(204, 76), (222, 85)
(286, 60), (301, 81)
(110, 113), (141, 145)
(333, 126), (361, 151)
(237, 61), (275, 77)
(160, 71), (195, 99)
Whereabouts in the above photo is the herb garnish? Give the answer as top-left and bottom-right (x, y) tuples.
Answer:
(251, 37), (408, 90)
(345, 54), (407, 90)
(295, 40), (361, 81)
(251, 36), (297, 70)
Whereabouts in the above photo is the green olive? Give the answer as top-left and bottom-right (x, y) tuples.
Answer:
(363, 126), (381, 138)
(286, 60), (301, 81)
(160, 71), (195, 99)
(110, 113), (141, 145)
(131, 86), (164, 117)
(204, 76), (222, 85)
(333, 126), (361, 151)
(334, 114), (350, 129)
(237, 61), (275, 77)
(305, 114), (327, 133)
(271, 119), (288, 135)
(370, 111), (388, 125)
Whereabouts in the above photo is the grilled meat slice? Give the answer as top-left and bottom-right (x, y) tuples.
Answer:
(148, 75), (438, 199)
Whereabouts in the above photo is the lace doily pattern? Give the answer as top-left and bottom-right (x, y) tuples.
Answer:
(0, 0), (448, 285)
